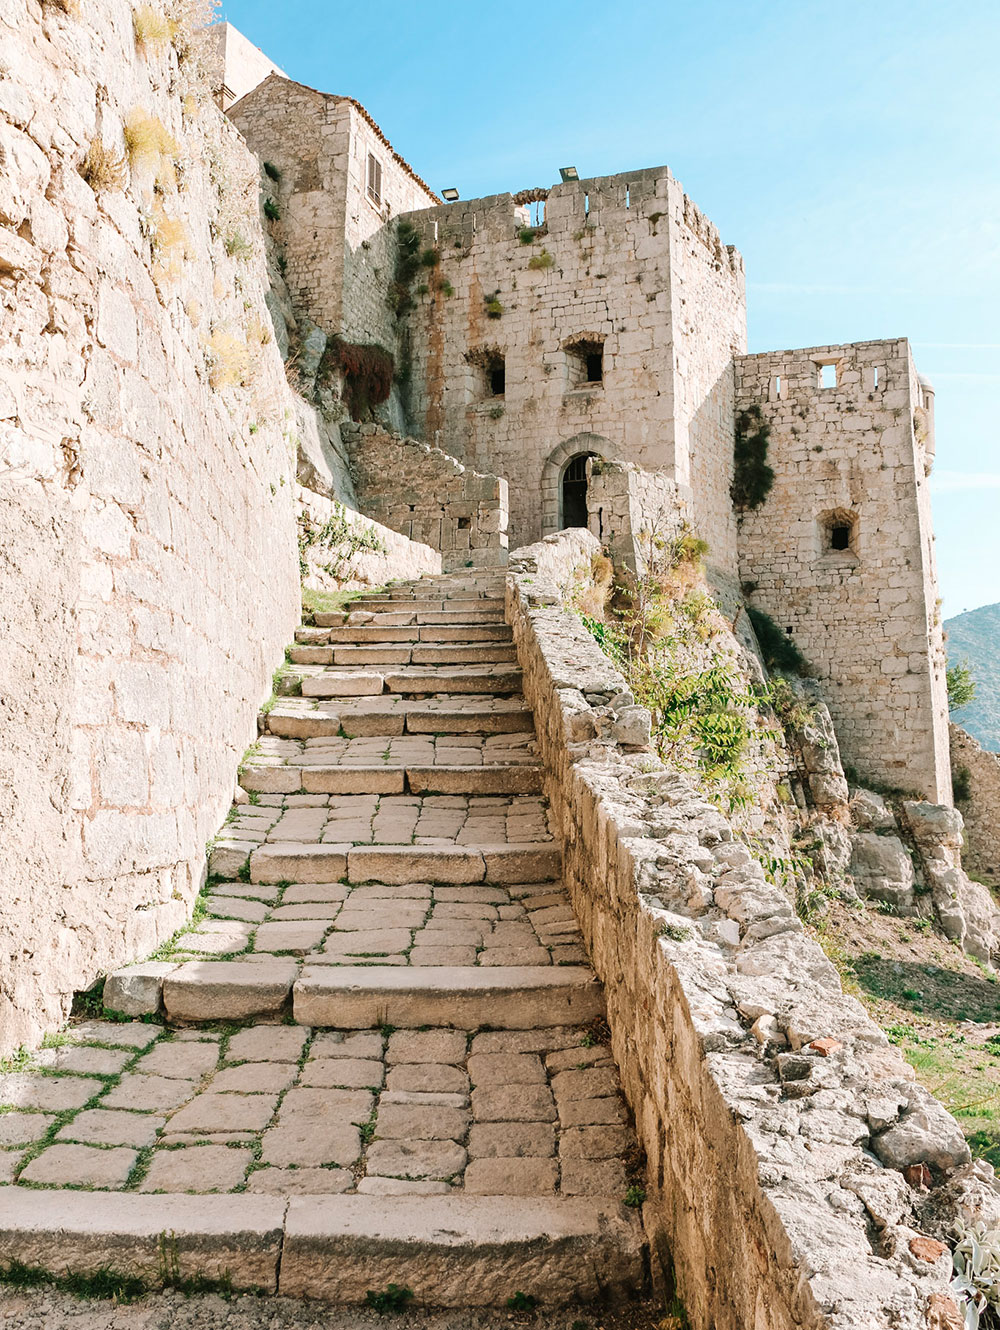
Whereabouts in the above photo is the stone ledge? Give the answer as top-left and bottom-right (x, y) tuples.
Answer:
(293, 965), (603, 1028)
(279, 1194), (645, 1304)
(0, 1190), (285, 1291)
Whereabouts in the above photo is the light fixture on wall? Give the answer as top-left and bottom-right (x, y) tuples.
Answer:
(441, 188), (460, 202)
(559, 166), (579, 182)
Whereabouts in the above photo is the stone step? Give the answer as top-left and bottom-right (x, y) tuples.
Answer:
(292, 964), (603, 1028)
(314, 603), (506, 625)
(289, 644), (518, 667)
(263, 700), (535, 739)
(239, 763), (544, 796)
(295, 624), (513, 644)
(299, 667), (524, 698)
(248, 842), (560, 886)
(0, 1190), (645, 1306)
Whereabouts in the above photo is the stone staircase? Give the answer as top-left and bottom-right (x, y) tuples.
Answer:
(0, 571), (648, 1306)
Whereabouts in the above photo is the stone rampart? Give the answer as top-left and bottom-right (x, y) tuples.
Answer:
(951, 723), (1000, 886)
(506, 528), (978, 1330)
(298, 486), (440, 592)
(343, 422), (508, 571)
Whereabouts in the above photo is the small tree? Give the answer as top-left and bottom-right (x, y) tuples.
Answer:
(947, 661), (976, 711)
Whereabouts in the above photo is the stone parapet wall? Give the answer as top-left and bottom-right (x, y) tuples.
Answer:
(951, 723), (1000, 885)
(506, 529), (978, 1330)
(298, 486), (440, 591)
(735, 339), (950, 803)
(343, 423), (508, 571)
(585, 457), (690, 574)
(0, 0), (304, 1055)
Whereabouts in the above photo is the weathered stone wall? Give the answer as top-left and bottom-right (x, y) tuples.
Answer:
(951, 723), (1000, 885)
(0, 0), (305, 1055)
(298, 486), (440, 593)
(228, 76), (437, 359)
(585, 457), (689, 574)
(343, 422), (508, 571)
(205, 21), (286, 111)
(736, 340), (950, 803)
(507, 528), (976, 1330)
(397, 169), (745, 558)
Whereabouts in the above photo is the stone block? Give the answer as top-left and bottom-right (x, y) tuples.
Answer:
(20, 1144), (137, 1189)
(139, 1145), (254, 1193)
(251, 843), (350, 883)
(163, 961), (297, 1022)
(463, 1157), (558, 1195)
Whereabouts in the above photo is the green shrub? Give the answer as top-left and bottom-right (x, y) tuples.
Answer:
(731, 404), (774, 510)
(746, 605), (807, 675)
(947, 660), (976, 711)
(263, 160), (281, 181)
(953, 763), (972, 802)
(263, 196), (281, 222)
(528, 248), (554, 270)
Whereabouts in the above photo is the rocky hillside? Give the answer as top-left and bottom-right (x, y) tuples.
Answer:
(946, 601), (1000, 751)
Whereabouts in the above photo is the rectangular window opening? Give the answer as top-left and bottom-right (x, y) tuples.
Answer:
(873, 365), (880, 388)
(819, 363), (837, 389)
(366, 153), (382, 207)
(489, 363), (506, 396)
(586, 350), (603, 383)
(433, 220), (439, 242)
(772, 373), (782, 399)
(831, 525), (851, 551)
(584, 192), (590, 216)
(457, 516), (471, 530)
(625, 184), (631, 209)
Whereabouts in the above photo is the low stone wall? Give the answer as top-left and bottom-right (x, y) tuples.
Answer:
(343, 423), (508, 571)
(507, 530), (979, 1330)
(585, 458), (690, 574)
(298, 488), (440, 592)
(951, 723), (1000, 886)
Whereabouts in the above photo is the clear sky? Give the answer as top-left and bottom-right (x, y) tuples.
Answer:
(220, 0), (999, 616)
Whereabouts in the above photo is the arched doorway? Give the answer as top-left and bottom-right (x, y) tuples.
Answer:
(561, 453), (595, 529)
(541, 435), (611, 536)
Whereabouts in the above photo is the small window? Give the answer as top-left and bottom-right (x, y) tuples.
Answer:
(366, 153), (382, 207)
(489, 362), (506, 396)
(873, 366), (880, 388)
(830, 525), (851, 551)
(585, 350), (603, 383)
(819, 363), (837, 389)
(565, 337), (605, 389)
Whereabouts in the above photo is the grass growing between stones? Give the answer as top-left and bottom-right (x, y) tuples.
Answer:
(817, 899), (1000, 1166)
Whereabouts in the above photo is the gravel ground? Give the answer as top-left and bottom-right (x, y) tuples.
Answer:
(0, 1289), (664, 1330)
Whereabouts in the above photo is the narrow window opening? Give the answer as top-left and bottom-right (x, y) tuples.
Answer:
(625, 184), (631, 209)
(565, 337), (605, 389)
(489, 363), (506, 396)
(457, 516), (471, 530)
(585, 350), (603, 383)
(561, 453), (595, 529)
(785, 626), (794, 635)
(873, 365), (880, 388)
(433, 220), (439, 242)
(366, 153), (382, 207)
(819, 363), (837, 389)
(830, 524), (851, 551)
(584, 192), (590, 216)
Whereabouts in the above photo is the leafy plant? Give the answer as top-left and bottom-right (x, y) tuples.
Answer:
(387, 220), (422, 316)
(731, 403), (774, 510)
(225, 231), (252, 260)
(319, 337), (394, 420)
(263, 160), (281, 182)
(518, 227), (537, 244)
(485, 294), (503, 318)
(746, 606), (807, 675)
(951, 1221), (1000, 1328)
(948, 661), (977, 711)
(528, 249), (554, 270)
(263, 196), (281, 222)
(366, 1284), (413, 1313)
(953, 763), (972, 803)
(624, 1184), (646, 1208)
(506, 1291), (537, 1311)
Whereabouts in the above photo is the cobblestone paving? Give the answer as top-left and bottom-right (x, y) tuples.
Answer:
(0, 1020), (636, 1199)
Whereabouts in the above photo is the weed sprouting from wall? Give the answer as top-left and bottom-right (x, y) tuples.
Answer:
(387, 220), (422, 317)
(299, 504), (388, 580)
(263, 196), (281, 222)
(80, 140), (126, 194)
(320, 337), (394, 420)
(528, 249), (554, 270)
(731, 403), (774, 510)
(133, 4), (173, 48)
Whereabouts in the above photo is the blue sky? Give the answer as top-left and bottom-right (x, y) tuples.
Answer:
(221, 0), (999, 616)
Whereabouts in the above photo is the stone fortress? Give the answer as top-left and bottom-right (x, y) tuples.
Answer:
(225, 35), (950, 809)
(4, 6), (998, 1327)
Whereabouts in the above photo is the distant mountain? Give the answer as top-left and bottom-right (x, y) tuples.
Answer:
(946, 601), (1000, 752)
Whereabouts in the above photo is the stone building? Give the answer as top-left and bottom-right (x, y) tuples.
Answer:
(225, 50), (949, 801)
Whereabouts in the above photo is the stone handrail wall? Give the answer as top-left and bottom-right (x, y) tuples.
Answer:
(507, 529), (978, 1330)
(951, 723), (1000, 886)
(585, 457), (690, 574)
(298, 488), (440, 593)
(342, 423), (508, 571)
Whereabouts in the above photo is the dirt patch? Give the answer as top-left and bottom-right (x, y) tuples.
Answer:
(818, 899), (1000, 1166)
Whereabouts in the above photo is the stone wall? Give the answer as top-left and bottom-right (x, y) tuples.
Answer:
(951, 723), (1000, 885)
(506, 528), (978, 1330)
(343, 423), (508, 571)
(205, 21), (286, 111)
(397, 169), (745, 558)
(228, 76), (437, 359)
(735, 340), (950, 803)
(0, 0), (304, 1056)
(585, 457), (689, 575)
(298, 486), (440, 592)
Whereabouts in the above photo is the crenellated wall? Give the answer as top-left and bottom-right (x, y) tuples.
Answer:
(735, 340), (949, 802)
(396, 169), (745, 559)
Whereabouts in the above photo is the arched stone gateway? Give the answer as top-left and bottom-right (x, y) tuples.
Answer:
(540, 434), (611, 535)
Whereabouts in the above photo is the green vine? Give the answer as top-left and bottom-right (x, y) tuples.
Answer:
(731, 404), (774, 510)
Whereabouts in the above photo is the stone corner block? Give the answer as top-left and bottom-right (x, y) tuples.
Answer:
(103, 963), (178, 1017)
